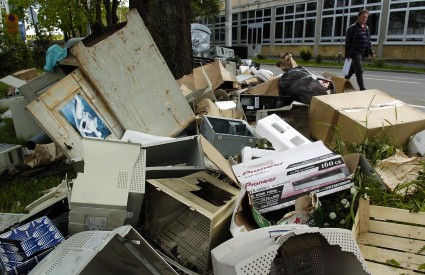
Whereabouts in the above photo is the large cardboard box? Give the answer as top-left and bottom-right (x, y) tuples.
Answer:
(309, 89), (425, 147)
(230, 153), (384, 237)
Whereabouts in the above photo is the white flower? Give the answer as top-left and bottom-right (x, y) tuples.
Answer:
(363, 193), (370, 200)
(341, 199), (348, 205)
(344, 201), (350, 208)
(329, 212), (336, 219)
(324, 223), (329, 227)
(340, 219), (345, 225)
(350, 186), (358, 195)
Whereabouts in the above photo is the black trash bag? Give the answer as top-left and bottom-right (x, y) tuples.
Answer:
(278, 66), (329, 105)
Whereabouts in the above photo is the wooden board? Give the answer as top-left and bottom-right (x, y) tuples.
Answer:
(26, 69), (124, 160)
(71, 9), (195, 137)
(353, 199), (425, 274)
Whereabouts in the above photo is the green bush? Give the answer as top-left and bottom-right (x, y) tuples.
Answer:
(299, 48), (312, 62)
(256, 53), (265, 60)
(0, 31), (35, 78)
(316, 54), (322, 64)
(371, 58), (385, 68)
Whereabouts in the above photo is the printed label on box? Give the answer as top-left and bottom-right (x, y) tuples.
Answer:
(232, 142), (352, 214)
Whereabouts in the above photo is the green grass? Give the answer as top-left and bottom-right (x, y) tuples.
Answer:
(252, 57), (425, 74)
(0, 169), (75, 213)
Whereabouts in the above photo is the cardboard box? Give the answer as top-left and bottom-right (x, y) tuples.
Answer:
(177, 59), (237, 91)
(232, 141), (351, 214)
(245, 76), (280, 96)
(11, 68), (38, 82)
(309, 89), (425, 147)
(0, 217), (64, 275)
(322, 71), (356, 93)
(211, 225), (370, 275)
(230, 153), (383, 237)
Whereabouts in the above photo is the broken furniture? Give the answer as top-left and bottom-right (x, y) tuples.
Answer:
(26, 10), (195, 162)
(352, 198), (425, 275)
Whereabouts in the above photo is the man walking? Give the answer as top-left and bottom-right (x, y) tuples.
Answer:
(344, 10), (375, 91)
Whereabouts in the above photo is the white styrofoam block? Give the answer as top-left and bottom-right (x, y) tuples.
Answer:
(240, 146), (277, 163)
(250, 66), (258, 75)
(254, 73), (268, 82)
(257, 69), (273, 80)
(255, 113), (311, 151)
(409, 129), (425, 156)
(239, 65), (250, 75)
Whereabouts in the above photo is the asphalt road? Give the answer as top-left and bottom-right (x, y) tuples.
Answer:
(261, 64), (425, 111)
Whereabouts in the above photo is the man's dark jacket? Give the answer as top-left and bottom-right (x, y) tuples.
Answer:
(345, 21), (374, 58)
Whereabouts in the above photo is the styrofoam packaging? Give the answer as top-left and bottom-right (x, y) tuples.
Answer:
(211, 226), (370, 275)
(409, 129), (425, 156)
(255, 113), (311, 151)
(240, 146), (277, 163)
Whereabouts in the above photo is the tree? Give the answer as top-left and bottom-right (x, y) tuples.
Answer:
(129, 0), (193, 79)
(129, 0), (221, 79)
(0, 29), (34, 77)
(9, 0), (128, 40)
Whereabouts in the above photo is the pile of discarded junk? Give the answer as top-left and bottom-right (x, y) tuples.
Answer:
(1, 10), (425, 275)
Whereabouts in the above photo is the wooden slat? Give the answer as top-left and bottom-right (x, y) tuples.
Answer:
(369, 220), (425, 240)
(357, 232), (425, 255)
(366, 261), (416, 275)
(359, 244), (425, 272)
(370, 205), (425, 226)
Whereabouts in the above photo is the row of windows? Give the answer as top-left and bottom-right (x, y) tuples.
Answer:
(204, 0), (425, 46)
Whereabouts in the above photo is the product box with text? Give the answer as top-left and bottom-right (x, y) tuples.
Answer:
(232, 141), (352, 214)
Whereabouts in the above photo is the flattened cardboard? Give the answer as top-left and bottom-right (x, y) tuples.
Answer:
(309, 89), (425, 147)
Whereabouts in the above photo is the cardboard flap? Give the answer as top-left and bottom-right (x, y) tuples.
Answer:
(200, 135), (239, 185)
(246, 77), (280, 96)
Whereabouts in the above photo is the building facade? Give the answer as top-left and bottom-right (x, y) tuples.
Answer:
(203, 0), (425, 60)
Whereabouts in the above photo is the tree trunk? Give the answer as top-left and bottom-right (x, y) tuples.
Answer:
(129, 0), (193, 79)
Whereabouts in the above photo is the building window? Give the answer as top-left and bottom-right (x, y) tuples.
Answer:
(387, 0), (425, 44)
(321, 0), (381, 44)
(273, 1), (316, 45)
